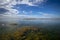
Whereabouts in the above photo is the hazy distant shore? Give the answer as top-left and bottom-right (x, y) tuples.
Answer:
(0, 17), (60, 20)
(23, 18), (60, 20)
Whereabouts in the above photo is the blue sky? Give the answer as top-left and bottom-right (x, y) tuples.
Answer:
(0, 0), (60, 18)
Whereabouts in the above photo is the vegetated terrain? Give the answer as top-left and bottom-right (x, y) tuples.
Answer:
(0, 27), (60, 40)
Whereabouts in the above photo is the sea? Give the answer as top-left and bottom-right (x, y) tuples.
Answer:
(0, 18), (60, 34)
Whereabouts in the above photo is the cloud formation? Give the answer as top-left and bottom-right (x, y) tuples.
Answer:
(0, 0), (18, 16)
(1, 0), (57, 18)
(17, 0), (45, 6)
(0, 0), (45, 15)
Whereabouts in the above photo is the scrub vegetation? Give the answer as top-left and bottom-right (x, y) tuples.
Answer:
(0, 27), (60, 40)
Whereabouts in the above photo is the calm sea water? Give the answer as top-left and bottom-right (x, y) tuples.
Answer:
(0, 19), (60, 33)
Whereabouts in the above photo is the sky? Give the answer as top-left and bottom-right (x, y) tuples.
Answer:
(0, 0), (60, 18)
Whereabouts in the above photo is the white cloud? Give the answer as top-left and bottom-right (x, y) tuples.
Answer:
(17, 0), (45, 6)
(38, 12), (58, 18)
(0, 0), (11, 5)
(0, 0), (46, 18)
(0, 0), (45, 8)
(4, 8), (19, 15)
(0, 0), (18, 16)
